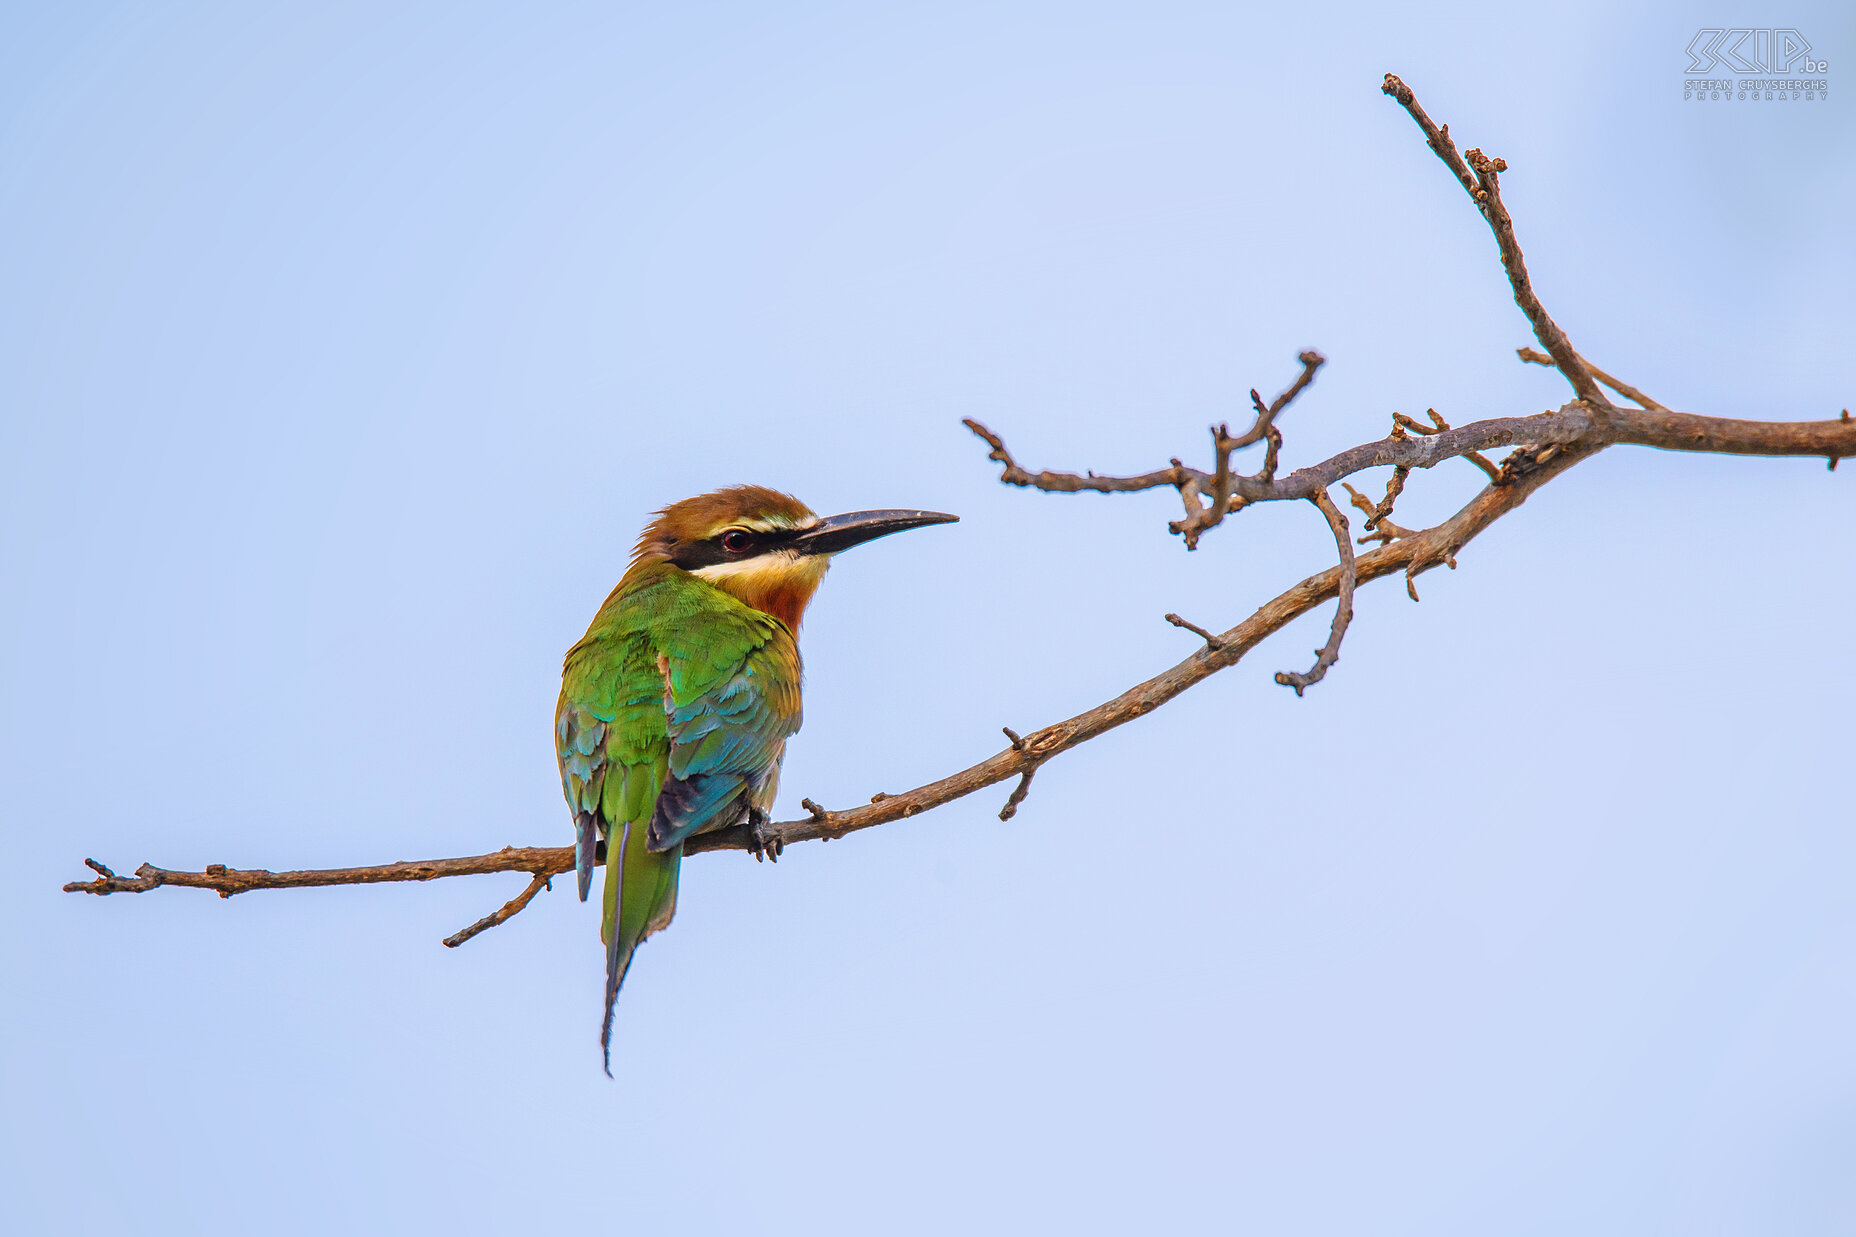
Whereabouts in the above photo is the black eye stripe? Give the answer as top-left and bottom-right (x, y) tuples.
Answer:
(667, 526), (799, 570)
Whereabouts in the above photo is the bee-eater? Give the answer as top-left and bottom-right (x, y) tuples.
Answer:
(556, 485), (956, 1070)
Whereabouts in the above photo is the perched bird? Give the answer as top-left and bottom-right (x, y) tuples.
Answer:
(556, 485), (956, 1070)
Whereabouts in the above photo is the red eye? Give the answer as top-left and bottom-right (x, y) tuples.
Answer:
(720, 529), (752, 553)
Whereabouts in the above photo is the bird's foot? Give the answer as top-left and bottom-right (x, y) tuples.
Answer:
(747, 808), (783, 864)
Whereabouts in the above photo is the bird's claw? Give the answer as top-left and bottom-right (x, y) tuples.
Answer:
(747, 808), (783, 863)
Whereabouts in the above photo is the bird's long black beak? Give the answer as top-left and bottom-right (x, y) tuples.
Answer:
(791, 509), (958, 557)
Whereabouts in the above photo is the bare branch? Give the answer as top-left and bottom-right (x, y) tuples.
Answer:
(1364, 466), (1409, 531)
(964, 354), (1324, 550)
(62, 74), (1855, 928)
(1391, 410), (1500, 480)
(1462, 449), (1503, 482)
(1273, 490), (1357, 695)
(996, 728), (1038, 822)
(969, 404), (1587, 509)
(960, 417), (1184, 494)
(1342, 475), (1421, 546)
(1236, 350), (1326, 450)
(972, 399), (1854, 521)
(444, 872), (552, 948)
(61, 400), (1856, 907)
(69, 435), (1618, 901)
(998, 769), (1036, 821)
(1610, 408), (1854, 459)
(1165, 612), (1223, 648)
(1174, 350), (1325, 547)
(1516, 346), (1670, 412)
(1380, 73), (1605, 409)
(64, 847), (572, 897)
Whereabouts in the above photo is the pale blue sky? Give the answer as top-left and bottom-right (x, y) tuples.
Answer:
(3, 3), (1852, 1234)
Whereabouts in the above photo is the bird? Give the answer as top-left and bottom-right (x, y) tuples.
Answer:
(555, 485), (957, 1071)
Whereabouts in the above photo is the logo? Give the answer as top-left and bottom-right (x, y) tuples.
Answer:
(1684, 29), (1829, 101)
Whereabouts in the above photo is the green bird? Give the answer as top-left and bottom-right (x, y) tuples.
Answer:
(556, 485), (956, 1070)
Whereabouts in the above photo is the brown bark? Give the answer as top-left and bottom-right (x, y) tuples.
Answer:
(63, 75), (1852, 949)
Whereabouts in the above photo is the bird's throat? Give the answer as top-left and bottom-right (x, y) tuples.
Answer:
(692, 553), (828, 632)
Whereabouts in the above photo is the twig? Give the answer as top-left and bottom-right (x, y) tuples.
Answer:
(1259, 427), (1282, 483)
(1366, 466), (1409, 530)
(1237, 351), (1325, 450)
(1391, 409), (1444, 436)
(1341, 477), (1421, 546)
(443, 872), (552, 948)
(998, 770), (1036, 821)
(995, 727), (1037, 821)
(1274, 490), (1356, 695)
(1173, 351), (1325, 547)
(1380, 74), (1606, 409)
(1165, 613), (1223, 648)
(960, 418), (1185, 494)
(1516, 346), (1670, 413)
(1462, 450), (1502, 482)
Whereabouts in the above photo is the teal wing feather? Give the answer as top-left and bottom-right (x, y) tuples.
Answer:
(557, 621), (669, 902)
(554, 698), (607, 901)
(648, 601), (803, 851)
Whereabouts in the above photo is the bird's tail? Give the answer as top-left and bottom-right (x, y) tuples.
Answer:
(599, 820), (681, 1076)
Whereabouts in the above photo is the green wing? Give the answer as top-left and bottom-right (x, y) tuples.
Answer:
(555, 566), (802, 1072)
(557, 622), (666, 903)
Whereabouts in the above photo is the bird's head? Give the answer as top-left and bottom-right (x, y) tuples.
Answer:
(631, 484), (957, 630)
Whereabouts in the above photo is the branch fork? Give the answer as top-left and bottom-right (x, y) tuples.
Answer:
(1171, 350), (1325, 548)
(1273, 490), (1356, 695)
(64, 74), (1854, 954)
